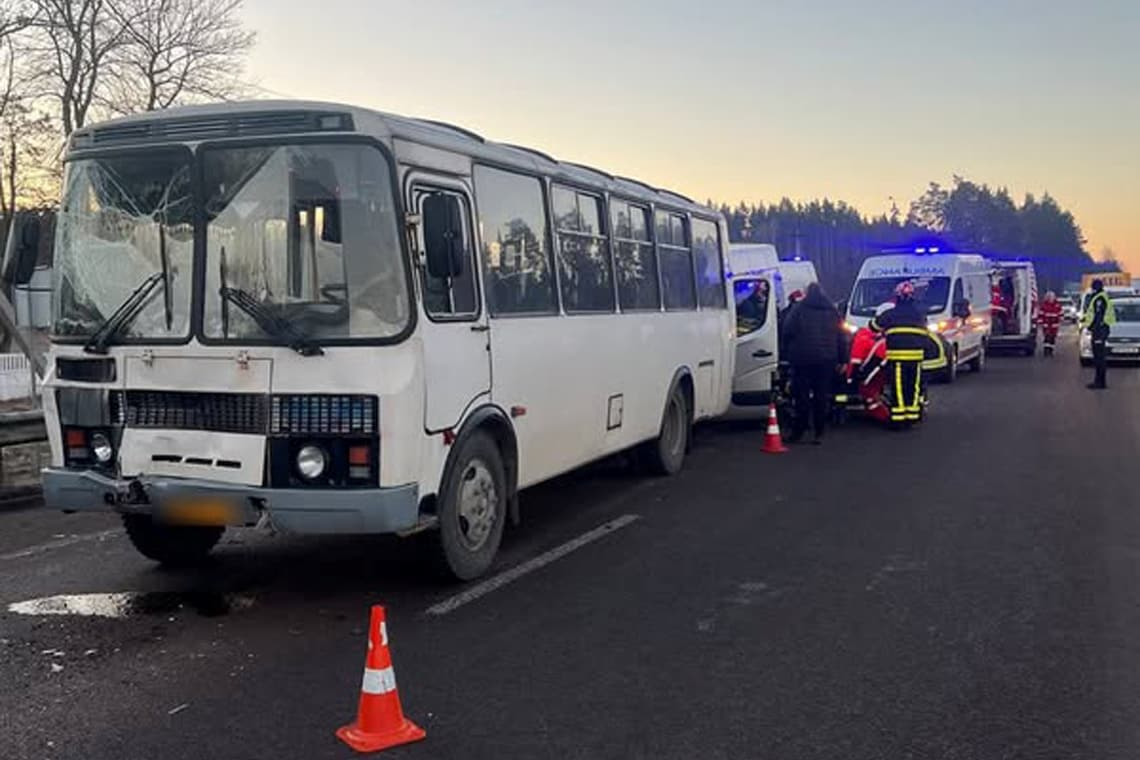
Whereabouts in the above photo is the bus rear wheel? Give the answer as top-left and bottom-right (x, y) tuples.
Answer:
(433, 432), (507, 582)
(122, 514), (223, 567)
(639, 384), (690, 476)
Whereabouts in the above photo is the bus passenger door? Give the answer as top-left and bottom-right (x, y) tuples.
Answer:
(731, 275), (778, 405)
(412, 181), (490, 432)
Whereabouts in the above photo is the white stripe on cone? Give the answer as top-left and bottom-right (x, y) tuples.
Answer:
(361, 666), (398, 695)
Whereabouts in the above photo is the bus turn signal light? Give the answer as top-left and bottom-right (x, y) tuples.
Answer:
(348, 445), (370, 466)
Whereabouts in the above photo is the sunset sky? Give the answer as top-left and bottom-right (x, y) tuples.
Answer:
(241, 0), (1138, 269)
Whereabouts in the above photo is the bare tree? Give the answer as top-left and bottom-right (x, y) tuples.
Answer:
(106, 0), (254, 113)
(29, 0), (124, 135)
(0, 4), (54, 232)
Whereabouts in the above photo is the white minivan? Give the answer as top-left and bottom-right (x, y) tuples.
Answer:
(726, 244), (781, 408)
(846, 251), (993, 381)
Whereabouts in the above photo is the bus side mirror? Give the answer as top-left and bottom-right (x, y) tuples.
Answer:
(1, 214), (41, 286)
(422, 193), (464, 279)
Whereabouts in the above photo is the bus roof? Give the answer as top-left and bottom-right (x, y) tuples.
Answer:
(68, 100), (716, 217)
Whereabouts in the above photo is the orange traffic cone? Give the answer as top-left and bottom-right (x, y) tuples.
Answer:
(761, 402), (788, 454)
(337, 606), (426, 754)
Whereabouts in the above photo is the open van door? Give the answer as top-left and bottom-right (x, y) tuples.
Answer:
(731, 274), (779, 406)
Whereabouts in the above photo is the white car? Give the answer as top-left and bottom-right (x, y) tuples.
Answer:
(1059, 297), (1078, 323)
(1080, 295), (1140, 365)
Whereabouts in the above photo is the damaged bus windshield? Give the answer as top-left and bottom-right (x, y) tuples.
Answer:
(201, 143), (410, 343)
(53, 150), (193, 340)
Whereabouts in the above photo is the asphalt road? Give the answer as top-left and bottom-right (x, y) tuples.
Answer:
(4, 330), (1140, 760)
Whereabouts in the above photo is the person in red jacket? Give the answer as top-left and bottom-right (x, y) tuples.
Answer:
(846, 303), (892, 422)
(1039, 290), (1063, 356)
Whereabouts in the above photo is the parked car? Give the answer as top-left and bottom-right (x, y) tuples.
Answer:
(1079, 295), (1140, 366)
(1058, 297), (1078, 323)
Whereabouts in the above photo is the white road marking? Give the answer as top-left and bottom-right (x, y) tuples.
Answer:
(425, 514), (641, 617)
(0, 528), (122, 562)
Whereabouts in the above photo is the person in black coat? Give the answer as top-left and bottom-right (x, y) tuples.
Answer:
(781, 283), (846, 444)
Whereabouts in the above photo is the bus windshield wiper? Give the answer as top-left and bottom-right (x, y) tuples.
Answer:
(219, 287), (324, 356)
(83, 272), (165, 354)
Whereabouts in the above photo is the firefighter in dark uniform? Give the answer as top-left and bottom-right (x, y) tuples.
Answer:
(872, 281), (947, 424)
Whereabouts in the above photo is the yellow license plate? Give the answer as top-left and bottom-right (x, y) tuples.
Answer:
(161, 499), (240, 526)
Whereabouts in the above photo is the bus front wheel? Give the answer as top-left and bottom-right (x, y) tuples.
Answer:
(639, 384), (690, 476)
(433, 431), (507, 581)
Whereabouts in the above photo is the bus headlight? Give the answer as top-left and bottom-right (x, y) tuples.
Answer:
(295, 445), (328, 480)
(90, 432), (114, 464)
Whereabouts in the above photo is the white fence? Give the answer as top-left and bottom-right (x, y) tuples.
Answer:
(0, 353), (37, 401)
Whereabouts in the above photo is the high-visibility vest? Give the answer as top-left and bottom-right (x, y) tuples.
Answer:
(1081, 291), (1116, 329)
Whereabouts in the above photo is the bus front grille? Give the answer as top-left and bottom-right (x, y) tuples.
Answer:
(113, 391), (269, 435)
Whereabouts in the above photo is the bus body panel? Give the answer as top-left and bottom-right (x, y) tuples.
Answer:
(489, 309), (730, 489)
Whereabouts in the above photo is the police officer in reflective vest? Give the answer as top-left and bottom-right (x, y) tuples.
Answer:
(1082, 278), (1116, 390)
(872, 281), (947, 423)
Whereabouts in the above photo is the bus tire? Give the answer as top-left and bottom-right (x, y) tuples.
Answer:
(433, 431), (507, 581)
(122, 514), (223, 567)
(639, 383), (690, 476)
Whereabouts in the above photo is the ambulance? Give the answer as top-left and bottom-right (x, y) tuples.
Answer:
(988, 260), (1039, 356)
(845, 249), (993, 382)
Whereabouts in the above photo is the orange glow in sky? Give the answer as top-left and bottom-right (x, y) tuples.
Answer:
(241, 0), (1138, 270)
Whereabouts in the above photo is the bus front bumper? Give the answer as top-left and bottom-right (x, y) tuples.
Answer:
(41, 468), (420, 535)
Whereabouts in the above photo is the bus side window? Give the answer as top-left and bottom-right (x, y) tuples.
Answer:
(656, 210), (695, 311)
(691, 218), (726, 309)
(553, 185), (614, 313)
(472, 165), (557, 316)
(417, 189), (477, 318)
(611, 200), (660, 311)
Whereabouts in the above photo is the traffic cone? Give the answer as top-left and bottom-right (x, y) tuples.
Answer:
(761, 402), (788, 454)
(337, 606), (426, 754)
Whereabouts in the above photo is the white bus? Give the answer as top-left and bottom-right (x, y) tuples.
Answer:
(39, 101), (735, 580)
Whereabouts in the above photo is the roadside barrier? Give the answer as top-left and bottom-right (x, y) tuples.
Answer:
(337, 606), (426, 753)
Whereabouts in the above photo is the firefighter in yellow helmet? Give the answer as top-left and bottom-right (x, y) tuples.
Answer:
(872, 280), (947, 424)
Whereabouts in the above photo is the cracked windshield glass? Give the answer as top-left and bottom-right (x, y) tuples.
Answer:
(53, 151), (192, 339)
(201, 143), (410, 342)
